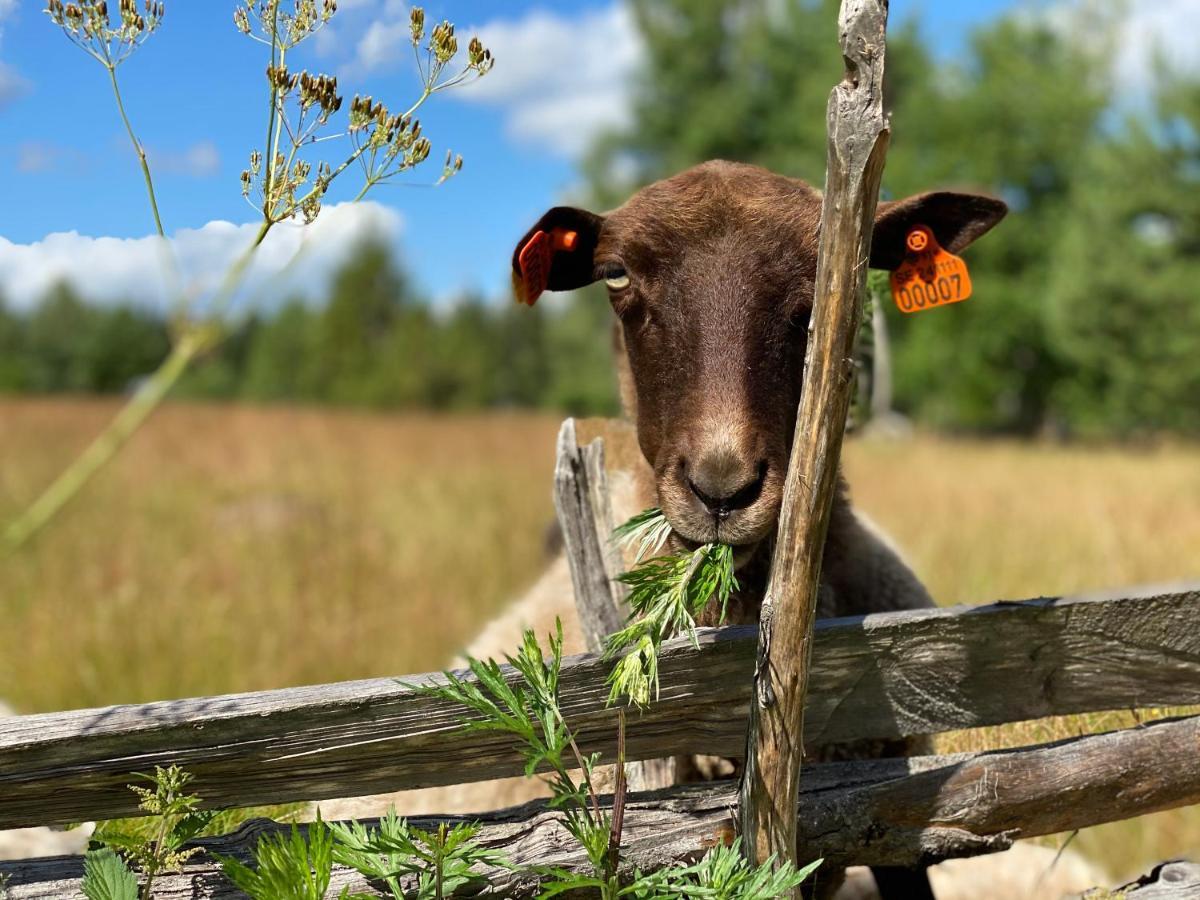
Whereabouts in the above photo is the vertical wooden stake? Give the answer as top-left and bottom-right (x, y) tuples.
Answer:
(738, 0), (891, 885)
(553, 418), (628, 651)
(554, 418), (677, 791)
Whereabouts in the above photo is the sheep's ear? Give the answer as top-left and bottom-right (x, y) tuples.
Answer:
(870, 191), (1007, 271)
(512, 206), (604, 306)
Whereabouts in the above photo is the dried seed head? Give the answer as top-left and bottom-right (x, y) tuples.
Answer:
(430, 20), (456, 64)
(297, 70), (341, 119)
(411, 136), (431, 165)
(467, 36), (493, 74)
(233, 6), (250, 33)
(266, 63), (297, 93)
(409, 6), (424, 46)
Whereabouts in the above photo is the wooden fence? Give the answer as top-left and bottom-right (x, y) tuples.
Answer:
(2, 579), (1199, 897)
(3, 424), (1199, 898)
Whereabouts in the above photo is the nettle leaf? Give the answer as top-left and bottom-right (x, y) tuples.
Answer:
(81, 848), (139, 900)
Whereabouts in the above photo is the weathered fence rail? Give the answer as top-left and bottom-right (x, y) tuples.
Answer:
(1, 583), (1197, 831)
(6, 713), (1200, 898)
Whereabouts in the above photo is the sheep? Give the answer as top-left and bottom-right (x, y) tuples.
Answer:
(313, 163), (1101, 895)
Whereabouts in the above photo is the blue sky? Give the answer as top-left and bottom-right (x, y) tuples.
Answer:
(0, 0), (1190, 311)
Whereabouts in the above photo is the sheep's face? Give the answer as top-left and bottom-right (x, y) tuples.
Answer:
(514, 161), (1006, 566)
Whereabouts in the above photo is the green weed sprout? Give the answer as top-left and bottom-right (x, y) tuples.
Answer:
(414, 621), (616, 889)
(418, 623), (820, 898)
(331, 811), (508, 899)
(605, 509), (738, 706)
(84, 765), (213, 900)
(622, 838), (821, 899)
(215, 816), (363, 900)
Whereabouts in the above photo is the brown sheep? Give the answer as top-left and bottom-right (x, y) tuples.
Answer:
(321, 162), (1032, 896)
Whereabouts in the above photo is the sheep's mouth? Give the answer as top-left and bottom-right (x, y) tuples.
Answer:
(671, 532), (761, 570)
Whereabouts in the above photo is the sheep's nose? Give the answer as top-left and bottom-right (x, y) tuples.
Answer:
(686, 455), (767, 520)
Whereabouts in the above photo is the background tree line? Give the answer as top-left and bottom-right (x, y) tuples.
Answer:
(0, 241), (619, 414)
(4, 0), (1200, 436)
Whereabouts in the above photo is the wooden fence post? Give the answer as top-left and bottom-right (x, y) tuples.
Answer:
(553, 417), (676, 791)
(553, 417), (628, 650)
(738, 0), (891, 882)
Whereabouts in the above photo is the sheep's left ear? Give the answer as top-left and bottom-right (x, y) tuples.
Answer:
(511, 206), (605, 306)
(870, 191), (1007, 271)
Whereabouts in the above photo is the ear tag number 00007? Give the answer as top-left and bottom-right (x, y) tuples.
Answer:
(889, 225), (972, 314)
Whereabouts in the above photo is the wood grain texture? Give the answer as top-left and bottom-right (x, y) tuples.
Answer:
(1088, 861), (1200, 898)
(553, 417), (627, 650)
(1, 585), (1197, 830)
(739, 0), (892, 876)
(6, 715), (1199, 898)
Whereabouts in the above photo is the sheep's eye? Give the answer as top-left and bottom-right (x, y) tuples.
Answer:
(603, 264), (631, 291)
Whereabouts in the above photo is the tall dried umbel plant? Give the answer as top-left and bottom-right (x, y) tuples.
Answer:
(5, 2), (492, 551)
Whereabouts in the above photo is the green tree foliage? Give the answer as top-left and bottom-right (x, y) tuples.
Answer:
(1048, 78), (1200, 436)
(0, 240), (620, 417)
(241, 300), (321, 402)
(584, 0), (1199, 436)
(10, 5), (1200, 436)
(19, 282), (170, 395)
(883, 16), (1111, 432)
(0, 299), (28, 390)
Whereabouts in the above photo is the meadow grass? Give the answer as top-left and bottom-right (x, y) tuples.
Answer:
(0, 397), (559, 709)
(2, 397), (1199, 878)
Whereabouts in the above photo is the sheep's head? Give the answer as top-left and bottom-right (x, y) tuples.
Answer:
(513, 161), (1005, 566)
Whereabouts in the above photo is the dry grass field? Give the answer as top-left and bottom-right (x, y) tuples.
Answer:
(2, 396), (1198, 879)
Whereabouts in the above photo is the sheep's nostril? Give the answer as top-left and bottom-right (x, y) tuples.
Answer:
(687, 461), (767, 520)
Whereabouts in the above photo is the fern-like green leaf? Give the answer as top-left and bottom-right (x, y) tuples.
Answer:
(605, 513), (738, 706)
(215, 819), (337, 900)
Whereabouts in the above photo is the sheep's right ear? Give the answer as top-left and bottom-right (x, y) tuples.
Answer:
(512, 206), (604, 306)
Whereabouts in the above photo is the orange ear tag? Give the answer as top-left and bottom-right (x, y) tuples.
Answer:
(517, 230), (551, 306)
(889, 225), (972, 314)
(516, 229), (579, 306)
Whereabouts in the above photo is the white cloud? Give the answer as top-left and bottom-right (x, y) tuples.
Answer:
(458, 3), (643, 157)
(148, 141), (221, 178)
(345, 0), (410, 73)
(0, 0), (26, 107)
(1036, 1), (1200, 96)
(345, 1), (644, 158)
(0, 61), (26, 106)
(355, 17), (410, 72)
(15, 141), (87, 174)
(1113, 0), (1200, 89)
(0, 202), (404, 312)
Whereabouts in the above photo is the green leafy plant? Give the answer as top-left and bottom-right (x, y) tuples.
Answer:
(623, 839), (821, 899)
(81, 848), (140, 900)
(414, 622), (618, 892)
(82, 765), (212, 900)
(420, 623), (820, 899)
(215, 815), (363, 900)
(331, 811), (508, 899)
(605, 509), (738, 706)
